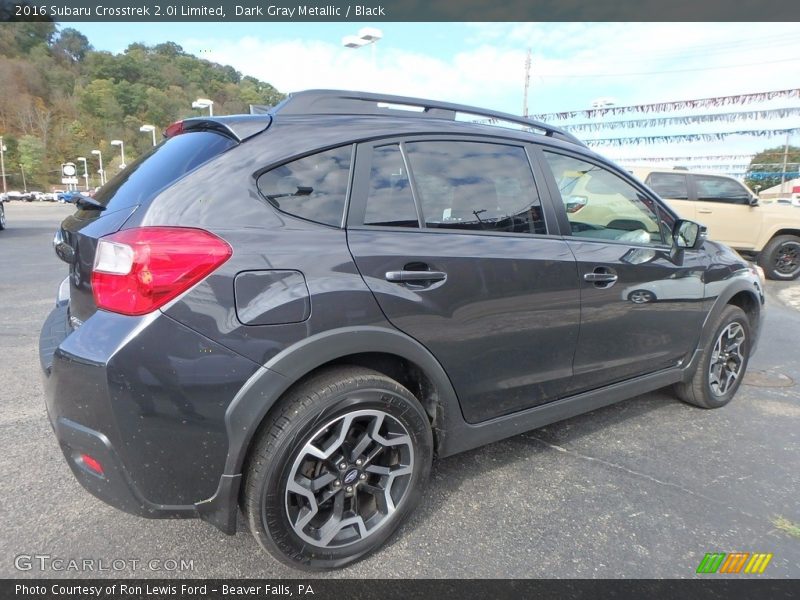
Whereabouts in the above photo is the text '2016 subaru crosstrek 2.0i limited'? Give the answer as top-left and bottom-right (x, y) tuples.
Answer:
(40, 90), (765, 570)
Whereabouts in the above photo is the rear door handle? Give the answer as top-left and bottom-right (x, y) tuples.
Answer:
(385, 270), (447, 283)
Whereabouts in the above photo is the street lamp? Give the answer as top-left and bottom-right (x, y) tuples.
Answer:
(139, 124), (157, 146)
(91, 149), (105, 186)
(110, 139), (126, 169)
(342, 27), (383, 68)
(77, 156), (90, 190)
(0, 136), (6, 195)
(19, 163), (26, 193)
(192, 98), (214, 116)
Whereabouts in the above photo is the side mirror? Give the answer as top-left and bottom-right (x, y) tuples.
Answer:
(672, 219), (707, 250)
(749, 196), (759, 206)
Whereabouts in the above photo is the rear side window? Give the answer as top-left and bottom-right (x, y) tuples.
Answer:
(646, 173), (689, 200)
(257, 145), (353, 227)
(94, 131), (236, 212)
(364, 145), (418, 227)
(403, 141), (546, 235)
(694, 175), (751, 205)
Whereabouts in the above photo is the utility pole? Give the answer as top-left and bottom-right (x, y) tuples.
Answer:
(523, 48), (531, 118)
(780, 132), (790, 194)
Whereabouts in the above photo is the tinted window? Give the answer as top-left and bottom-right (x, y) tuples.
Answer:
(694, 175), (751, 204)
(94, 131), (236, 211)
(364, 145), (418, 227)
(543, 152), (665, 245)
(646, 172), (689, 200)
(257, 145), (352, 226)
(404, 141), (546, 235)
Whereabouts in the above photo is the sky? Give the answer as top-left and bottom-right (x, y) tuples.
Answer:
(71, 22), (800, 176)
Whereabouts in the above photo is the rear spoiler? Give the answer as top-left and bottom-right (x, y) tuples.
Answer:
(164, 115), (272, 142)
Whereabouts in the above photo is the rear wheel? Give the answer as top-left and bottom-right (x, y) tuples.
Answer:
(758, 235), (800, 280)
(242, 366), (433, 570)
(674, 305), (750, 409)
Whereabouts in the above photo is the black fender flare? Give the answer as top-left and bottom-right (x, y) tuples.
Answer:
(683, 277), (763, 380)
(224, 325), (460, 477)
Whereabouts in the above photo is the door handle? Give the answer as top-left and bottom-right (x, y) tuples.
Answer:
(583, 267), (618, 287)
(698, 209), (712, 214)
(385, 270), (447, 283)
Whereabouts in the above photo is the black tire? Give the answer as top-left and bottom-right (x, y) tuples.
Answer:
(0, 204), (5, 230)
(758, 235), (800, 280)
(674, 305), (750, 409)
(627, 289), (656, 304)
(242, 366), (433, 570)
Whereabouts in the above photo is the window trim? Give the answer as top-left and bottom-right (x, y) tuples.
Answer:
(347, 134), (554, 240)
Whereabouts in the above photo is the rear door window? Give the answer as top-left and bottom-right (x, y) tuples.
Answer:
(363, 145), (419, 227)
(646, 172), (689, 200)
(257, 145), (353, 227)
(403, 141), (547, 235)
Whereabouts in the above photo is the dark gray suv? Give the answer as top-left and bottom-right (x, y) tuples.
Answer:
(40, 90), (764, 570)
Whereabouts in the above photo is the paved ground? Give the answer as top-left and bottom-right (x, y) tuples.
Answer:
(0, 201), (798, 579)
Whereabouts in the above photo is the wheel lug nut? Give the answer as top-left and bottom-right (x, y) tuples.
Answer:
(339, 462), (347, 470)
(333, 480), (341, 487)
(355, 458), (363, 466)
(345, 486), (353, 493)
(359, 473), (366, 480)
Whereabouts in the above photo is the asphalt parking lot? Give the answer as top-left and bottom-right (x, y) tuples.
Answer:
(1, 201), (798, 579)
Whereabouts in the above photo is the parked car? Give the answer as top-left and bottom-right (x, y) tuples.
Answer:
(6, 190), (23, 201)
(631, 168), (800, 280)
(40, 90), (765, 570)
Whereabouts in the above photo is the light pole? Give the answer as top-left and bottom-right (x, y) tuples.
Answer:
(342, 27), (382, 69)
(110, 139), (126, 169)
(192, 98), (214, 116)
(19, 163), (26, 193)
(77, 156), (89, 190)
(139, 124), (157, 146)
(91, 149), (105, 186)
(0, 136), (6, 195)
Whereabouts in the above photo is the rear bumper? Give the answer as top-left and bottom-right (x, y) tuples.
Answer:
(53, 416), (196, 519)
(39, 302), (261, 532)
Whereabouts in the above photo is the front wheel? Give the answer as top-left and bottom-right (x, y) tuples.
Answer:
(0, 204), (5, 230)
(242, 366), (433, 570)
(674, 305), (750, 409)
(758, 235), (800, 280)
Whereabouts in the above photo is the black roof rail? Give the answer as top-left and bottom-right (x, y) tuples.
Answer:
(270, 89), (585, 147)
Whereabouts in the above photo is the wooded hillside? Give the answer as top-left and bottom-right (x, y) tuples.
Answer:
(0, 23), (284, 189)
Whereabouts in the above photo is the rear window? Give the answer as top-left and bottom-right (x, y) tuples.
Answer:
(93, 131), (236, 212)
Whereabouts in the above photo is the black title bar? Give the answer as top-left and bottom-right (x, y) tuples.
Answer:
(3, 0), (800, 22)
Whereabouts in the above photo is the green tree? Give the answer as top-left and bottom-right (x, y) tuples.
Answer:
(18, 135), (45, 188)
(745, 145), (800, 193)
(52, 28), (92, 63)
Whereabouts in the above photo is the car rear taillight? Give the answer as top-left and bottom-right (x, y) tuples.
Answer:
(92, 227), (232, 316)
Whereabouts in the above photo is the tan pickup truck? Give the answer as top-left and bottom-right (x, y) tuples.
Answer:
(631, 168), (800, 280)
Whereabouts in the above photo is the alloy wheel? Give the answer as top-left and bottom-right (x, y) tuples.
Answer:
(708, 322), (746, 396)
(283, 408), (414, 549)
(774, 241), (800, 276)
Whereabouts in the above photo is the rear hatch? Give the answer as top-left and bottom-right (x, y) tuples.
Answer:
(54, 127), (241, 325)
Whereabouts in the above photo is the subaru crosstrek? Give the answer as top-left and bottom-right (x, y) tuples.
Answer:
(40, 90), (765, 570)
